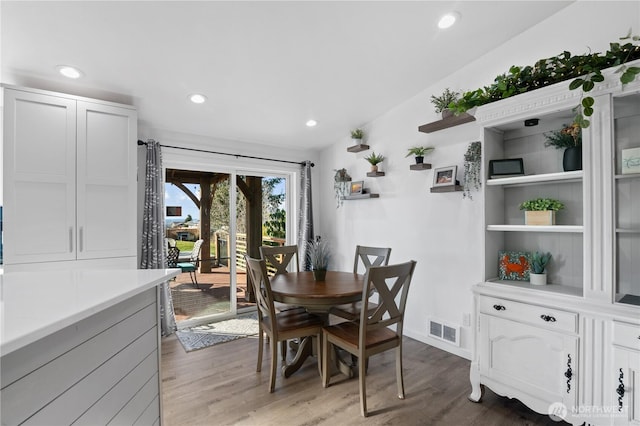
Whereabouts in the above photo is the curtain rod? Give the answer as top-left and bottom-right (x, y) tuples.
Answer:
(137, 140), (314, 167)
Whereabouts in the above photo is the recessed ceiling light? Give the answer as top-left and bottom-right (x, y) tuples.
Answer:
(57, 65), (83, 79)
(189, 94), (207, 104)
(306, 119), (317, 127)
(438, 12), (460, 29)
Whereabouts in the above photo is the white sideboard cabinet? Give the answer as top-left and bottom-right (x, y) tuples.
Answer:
(469, 60), (640, 426)
(2, 85), (137, 266)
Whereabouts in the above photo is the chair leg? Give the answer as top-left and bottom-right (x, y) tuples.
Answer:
(269, 338), (277, 393)
(322, 333), (330, 388)
(280, 340), (287, 362)
(190, 271), (199, 288)
(358, 352), (367, 417)
(316, 333), (322, 377)
(257, 328), (264, 372)
(396, 345), (405, 399)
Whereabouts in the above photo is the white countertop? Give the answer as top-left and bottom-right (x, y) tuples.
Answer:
(0, 268), (179, 355)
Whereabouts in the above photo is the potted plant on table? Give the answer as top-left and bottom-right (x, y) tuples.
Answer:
(308, 237), (330, 281)
(530, 251), (552, 285)
(350, 128), (365, 145)
(519, 198), (565, 226)
(544, 123), (583, 171)
(364, 151), (385, 173)
(430, 88), (460, 118)
(405, 146), (435, 164)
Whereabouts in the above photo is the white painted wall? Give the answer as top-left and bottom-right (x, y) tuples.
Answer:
(317, 1), (640, 359)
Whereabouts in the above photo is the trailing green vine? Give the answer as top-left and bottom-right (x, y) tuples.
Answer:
(448, 30), (640, 128)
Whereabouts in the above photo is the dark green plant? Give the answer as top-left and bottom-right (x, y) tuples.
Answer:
(430, 88), (460, 113)
(448, 31), (640, 128)
(519, 198), (565, 211)
(334, 168), (351, 208)
(364, 151), (385, 165)
(351, 129), (364, 139)
(544, 123), (582, 149)
(307, 238), (330, 270)
(463, 141), (482, 200)
(405, 146), (435, 157)
(531, 251), (552, 274)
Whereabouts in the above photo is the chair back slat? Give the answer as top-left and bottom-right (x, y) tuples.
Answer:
(244, 255), (277, 327)
(353, 245), (391, 274)
(359, 261), (416, 342)
(190, 239), (204, 264)
(260, 245), (299, 275)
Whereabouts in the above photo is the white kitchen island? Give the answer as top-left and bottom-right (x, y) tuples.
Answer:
(0, 268), (179, 426)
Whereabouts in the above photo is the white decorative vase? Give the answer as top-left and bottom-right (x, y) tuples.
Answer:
(530, 273), (547, 286)
(351, 138), (362, 145)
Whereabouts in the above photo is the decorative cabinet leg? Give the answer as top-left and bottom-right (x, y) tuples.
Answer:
(469, 365), (484, 402)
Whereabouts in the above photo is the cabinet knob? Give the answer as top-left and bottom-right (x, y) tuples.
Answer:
(540, 314), (556, 322)
(493, 304), (506, 311)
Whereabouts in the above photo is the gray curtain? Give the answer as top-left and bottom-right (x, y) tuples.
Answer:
(140, 139), (177, 336)
(297, 161), (314, 271)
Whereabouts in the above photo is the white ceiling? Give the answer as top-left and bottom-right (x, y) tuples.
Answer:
(1, 1), (573, 150)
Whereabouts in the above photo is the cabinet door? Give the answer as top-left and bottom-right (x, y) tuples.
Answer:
(76, 102), (137, 260)
(480, 313), (578, 413)
(613, 348), (640, 425)
(3, 89), (77, 264)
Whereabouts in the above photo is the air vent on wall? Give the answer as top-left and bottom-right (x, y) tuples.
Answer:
(428, 318), (460, 347)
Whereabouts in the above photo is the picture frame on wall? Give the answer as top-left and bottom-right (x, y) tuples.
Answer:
(432, 166), (457, 187)
(621, 147), (640, 174)
(350, 180), (364, 195)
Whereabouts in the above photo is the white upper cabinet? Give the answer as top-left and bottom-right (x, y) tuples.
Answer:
(3, 86), (137, 265)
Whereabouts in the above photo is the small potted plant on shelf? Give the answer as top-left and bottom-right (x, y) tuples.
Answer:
(530, 251), (552, 285)
(430, 88), (460, 118)
(350, 128), (365, 145)
(364, 151), (385, 172)
(307, 237), (330, 281)
(406, 146), (435, 164)
(544, 123), (582, 171)
(519, 198), (565, 226)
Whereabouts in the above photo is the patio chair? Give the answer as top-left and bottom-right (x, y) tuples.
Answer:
(177, 239), (204, 288)
(322, 260), (417, 417)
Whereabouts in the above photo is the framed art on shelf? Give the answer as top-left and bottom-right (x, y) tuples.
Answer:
(432, 166), (457, 187)
(498, 250), (531, 281)
(621, 147), (640, 174)
(350, 180), (363, 195)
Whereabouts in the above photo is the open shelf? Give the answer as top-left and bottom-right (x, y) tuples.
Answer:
(410, 163), (432, 170)
(487, 170), (583, 187)
(347, 144), (370, 153)
(430, 185), (463, 193)
(487, 224), (583, 233)
(341, 193), (379, 200)
(485, 279), (583, 298)
(418, 112), (476, 133)
(366, 171), (385, 177)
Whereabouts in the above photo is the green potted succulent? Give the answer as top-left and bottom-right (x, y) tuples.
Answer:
(364, 151), (385, 172)
(544, 123), (583, 171)
(430, 88), (460, 118)
(530, 251), (552, 285)
(405, 146), (435, 164)
(350, 128), (364, 145)
(307, 237), (330, 281)
(519, 198), (565, 225)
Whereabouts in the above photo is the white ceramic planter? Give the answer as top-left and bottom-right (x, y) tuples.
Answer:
(530, 273), (547, 285)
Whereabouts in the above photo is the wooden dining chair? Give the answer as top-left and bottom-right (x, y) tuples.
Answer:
(322, 260), (416, 417)
(330, 245), (392, 321)
(244, 255), (324, 393)
(259, 245), (300, 275)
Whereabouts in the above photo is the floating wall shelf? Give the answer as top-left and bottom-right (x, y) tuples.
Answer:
(347, 144), (370, 153)
(418, 113), (476, 133)
(342, 193), (379, 200)
(430, 185), (463, 193)
(410, 163), (432, 170)
(366, 171), (385, 177)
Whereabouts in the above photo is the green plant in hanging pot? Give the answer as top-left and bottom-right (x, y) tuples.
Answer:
(334, 168), (352, 208)
(463, 141), (482, 199)
(405, 146), (435, 164)
(519, 198), (565, 226)
(430, 88), (460, 118)
(307, 237), (330, 281)
(364, 151), (385, 172)
(350, 128), (365, 145)
(530, 251), (552, 285)
(544, 123), (583, 171)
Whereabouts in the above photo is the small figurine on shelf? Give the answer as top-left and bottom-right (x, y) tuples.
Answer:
(364, 151), (385, 173)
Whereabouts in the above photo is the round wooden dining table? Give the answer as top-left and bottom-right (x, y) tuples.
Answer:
(269, 271), (364, 377)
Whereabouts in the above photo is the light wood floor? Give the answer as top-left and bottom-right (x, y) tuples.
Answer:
(161, 334), (565, 425)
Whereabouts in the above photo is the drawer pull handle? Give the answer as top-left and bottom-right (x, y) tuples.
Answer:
(493, 304), (506, 311)
(564, 354), (572, 394)
(540, 314), (556, 322)
(617, 368), (625, 411)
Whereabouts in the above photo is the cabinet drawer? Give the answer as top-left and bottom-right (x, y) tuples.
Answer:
(613, 321), (640, 351)
(480, 296), (578, 333)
